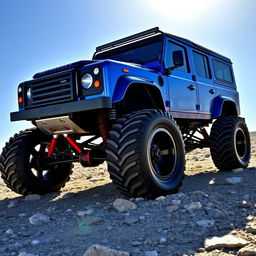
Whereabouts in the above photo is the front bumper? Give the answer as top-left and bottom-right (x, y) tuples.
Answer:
(11, 97), (112, 121)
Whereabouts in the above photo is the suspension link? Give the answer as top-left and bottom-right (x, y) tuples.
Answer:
(48, 135), (58, 156)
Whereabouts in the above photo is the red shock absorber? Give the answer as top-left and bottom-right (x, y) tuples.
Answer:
(65, 135), (82, 153)
(97, 110), (108, 142)
(48, 135), (58, 156)
(201, 128), (209, 140)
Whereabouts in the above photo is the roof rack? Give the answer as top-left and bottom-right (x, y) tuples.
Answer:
(96, 27), (161, 53)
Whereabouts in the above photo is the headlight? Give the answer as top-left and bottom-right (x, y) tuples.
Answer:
(81, 73), (93, 89)
(27, 88), (32, 101)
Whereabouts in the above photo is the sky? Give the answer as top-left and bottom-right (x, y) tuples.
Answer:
(1, 0), (256, 148)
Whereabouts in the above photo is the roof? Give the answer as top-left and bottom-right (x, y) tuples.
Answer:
(95, 27), (232, 64)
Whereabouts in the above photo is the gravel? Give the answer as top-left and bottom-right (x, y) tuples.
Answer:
(0, 133), (255, 256)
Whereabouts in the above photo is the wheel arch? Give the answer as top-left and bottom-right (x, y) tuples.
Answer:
(112, 76), (165, 114)
(211, 96), (239, 118)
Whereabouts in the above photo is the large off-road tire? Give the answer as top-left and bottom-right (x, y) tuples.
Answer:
(210, 116), (251, 171)
(106, 109), (185, 198)
(0, 128), (73, 195)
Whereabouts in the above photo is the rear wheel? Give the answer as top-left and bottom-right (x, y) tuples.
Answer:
(210, 116), (251, 171)
(106, 110), (185, 198)
(0, 128), (73, 195)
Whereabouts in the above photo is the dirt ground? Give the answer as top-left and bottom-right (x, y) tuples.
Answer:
(0, 133), (255, 256)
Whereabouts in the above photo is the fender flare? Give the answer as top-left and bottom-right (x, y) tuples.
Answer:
(112, 75), (160, 103)
(211, 95), (238, 118)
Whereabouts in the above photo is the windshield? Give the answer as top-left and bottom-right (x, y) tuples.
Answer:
(94, 39), (163, 64)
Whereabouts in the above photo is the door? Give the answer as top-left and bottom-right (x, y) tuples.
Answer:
(192, 51), (216, 114)
(165, 41), (198, 113)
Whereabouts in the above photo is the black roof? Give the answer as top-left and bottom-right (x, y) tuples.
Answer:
(95, 27), (232, 64)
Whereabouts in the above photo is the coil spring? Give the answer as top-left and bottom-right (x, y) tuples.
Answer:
(97, 111), (108, 142)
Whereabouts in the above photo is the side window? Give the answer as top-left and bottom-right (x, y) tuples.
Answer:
(192, 51), (211, 79)
(166, 41), (189, 73)
(213, 60), (233, 83)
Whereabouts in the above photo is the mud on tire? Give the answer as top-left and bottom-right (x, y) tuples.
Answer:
(0, 128), (73, 195)
(106, 109), (185, 199)
(210, 116), (251, 171)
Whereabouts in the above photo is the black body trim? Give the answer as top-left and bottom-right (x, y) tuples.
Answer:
(11, 97), (112, 121)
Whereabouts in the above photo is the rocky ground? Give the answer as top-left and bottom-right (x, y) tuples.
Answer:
(0, 133), (255, 256)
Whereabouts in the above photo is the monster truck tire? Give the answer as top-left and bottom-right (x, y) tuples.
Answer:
(210, 116), (251, 171)
(106, 109), (185, 198)
(0, 128), (73, 195)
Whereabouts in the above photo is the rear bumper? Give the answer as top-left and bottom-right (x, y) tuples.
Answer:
(11, 97), (112, 121)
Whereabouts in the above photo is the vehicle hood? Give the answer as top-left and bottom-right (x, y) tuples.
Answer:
(33, 59), (163, 79)
(33, 60), (97, 79)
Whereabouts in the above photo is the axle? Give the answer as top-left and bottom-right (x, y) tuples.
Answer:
(47, 134), (106, 167)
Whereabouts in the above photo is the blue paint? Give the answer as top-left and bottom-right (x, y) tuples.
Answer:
(16, 28), (240, 121)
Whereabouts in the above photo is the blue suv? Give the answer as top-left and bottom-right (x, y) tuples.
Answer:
(0, 27), (251, 198)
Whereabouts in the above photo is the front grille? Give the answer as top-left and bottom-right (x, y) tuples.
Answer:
(25, 70), (74, 108)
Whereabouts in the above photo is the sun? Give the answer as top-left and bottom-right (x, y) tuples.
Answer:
(147, 0), (214, 21)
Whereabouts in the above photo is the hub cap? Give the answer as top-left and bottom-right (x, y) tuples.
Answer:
(147, 128), (177, 181)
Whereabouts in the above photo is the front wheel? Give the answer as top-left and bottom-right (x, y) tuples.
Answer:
(0, 128), (73, 195)
(210, 116), (251, 171)
(106, 110), (185, 198)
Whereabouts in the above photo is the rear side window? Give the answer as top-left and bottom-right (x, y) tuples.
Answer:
(213, 60), (233, 83)
(192, 51), (211, 79)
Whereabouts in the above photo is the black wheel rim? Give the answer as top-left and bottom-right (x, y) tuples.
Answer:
(28, 141), (60, 182)
(234, 128), (247, 160)
(147, 128), (177, 181)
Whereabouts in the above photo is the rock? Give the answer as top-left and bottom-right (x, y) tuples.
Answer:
(139, 216), (146, 221)
(238, 244), (256, 256)
(5, 228), (14, 235)
(113, 199), (137, 212)
(238, 201), (251, 208)
(31, 240), (40, 245)
(195, 219), (215, 228)
(206, 208), (223, 218)
(84, 244), (130, 256)
(123, 216), (139, 225)
(144, 251), (158, 256)
(209, 179), (215, 185)
(131, 241), (142, 246)
(24, 194), (41, 201)
(232, 168), (244, 173)
(29, 213), (50, 225)
(171, 200), (181, 205)
(134, 197), (144, 201)
(225, 177), (243, 184)
(167, 205), (180, 212)
(80, 217), (102, 226)
(159, 237), (167, 244)
(155, 196), (165, 201)
(184, 202), (202, 211)
(247, 215), (254, 221)
(77, 209), (94, 216)
(7, 201), (16, 208)
(204, 235), (249, 250)
(18, 252), (39, 256)
(245, 222), (256, 233)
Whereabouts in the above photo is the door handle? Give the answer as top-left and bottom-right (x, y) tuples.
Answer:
(209, 89), (216, 94)
(187, 85), (196, 91)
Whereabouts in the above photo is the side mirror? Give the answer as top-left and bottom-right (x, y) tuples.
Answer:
(173, 50), (184, 67)
(166, 50), (184, 74)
